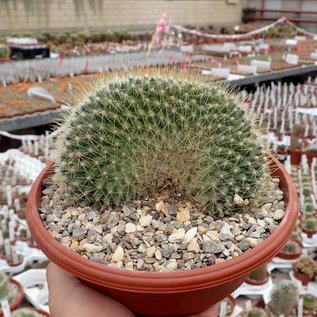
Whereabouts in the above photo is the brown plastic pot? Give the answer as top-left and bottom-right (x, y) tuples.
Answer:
(0, 279), (24, 317)
(302, 227), (317, 239)
(306, 152), (317, 167)
(27, 155), (299, 317)
(293, 271), (315, 286)
(245, 272), (269, 286)
(277, 241), (302, 260)
(289, 149), (302, 166)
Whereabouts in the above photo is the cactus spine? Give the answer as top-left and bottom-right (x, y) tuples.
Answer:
(52, 71), (269, 216)
(269, 280), (298, 316)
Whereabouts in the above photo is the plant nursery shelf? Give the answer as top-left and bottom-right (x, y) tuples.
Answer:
(0, 110), (61, 132)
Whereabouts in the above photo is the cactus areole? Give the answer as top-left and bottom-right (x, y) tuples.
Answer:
(27, 71), (299, 317)
(52, 72), (268, 216)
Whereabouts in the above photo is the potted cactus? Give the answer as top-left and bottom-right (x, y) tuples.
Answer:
(27, 71), (298, 316)
(289, 124), (305, 165)
(269, 280), (298, 317)
(303, 294), (317, 316)
(277, 240), (302, 260)
(0, 272), (24, 315)
(0, 44), (9, 61)
(11, 308), (50, 317)
(246, 264), (269, 285)
(293, 256), (317, 286)
(246, 307), (268, 317)
(302, 217), (317, 238)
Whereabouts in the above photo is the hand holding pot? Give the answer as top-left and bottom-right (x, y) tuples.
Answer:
(47, 263), (216, 317)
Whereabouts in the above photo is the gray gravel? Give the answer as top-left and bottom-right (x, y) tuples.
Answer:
(40, 177), (285, 272)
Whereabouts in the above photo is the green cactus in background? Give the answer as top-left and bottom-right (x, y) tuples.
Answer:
(303, 294), (317, 312)
(52, 71), (269, 216)
(246, 308), (268, 317)
(247, 264), (268, 281)
(304, 218), (317, 230)
(282, 240), (301, 254)
(12, 308), (43, 317)
(0, 272), (9, 301)
(0, 45), (9, 59)
(269, 280), (298, 316)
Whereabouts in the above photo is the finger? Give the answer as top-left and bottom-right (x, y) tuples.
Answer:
(47, 262), (136, 317)
(186, 304), (220, 317)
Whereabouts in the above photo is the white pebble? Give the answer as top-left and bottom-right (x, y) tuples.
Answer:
(82, 243), (102, 253)
(273, 209), (285, 220)
(168, 228), (185, 243)
(146, 246), (156, 257)
(111, 245), (124, 262)
(187, 238), (200, 253)
(183, 227), (197, 244)
(125, 223), (137, 233)
(139, 215), (152, 227)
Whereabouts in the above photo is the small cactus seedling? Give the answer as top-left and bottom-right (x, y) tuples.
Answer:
(290, 230), (302, 242)
(293, 256), (317, 278)
(0, 45), (9, 59)
(303, 188), (311, 196)
(282, 241), (301, 254)
(305, 204), (314, 213)
(51, 71), (269, 216)
(247, 264), (268, 282)
(303, 218), (317, 231)
(0, 271), (9, 301)
(303, 294), (317, 312)
(246, 307), (268, 317)
(269, 280), (298, 316)
(12, 308), (43, 317)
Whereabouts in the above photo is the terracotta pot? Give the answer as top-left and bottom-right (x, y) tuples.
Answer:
(6, 255), (24, 267)
(294, 271), (315, 286)
(289, 149), (302, 166)
(0, 279), (24, 317)
(277, 241), (302, 260)
(27, 155), (299, 317)
(245, 272), (269, 285)
(302, 227), (317, 238)
(306, 152), (317, 167)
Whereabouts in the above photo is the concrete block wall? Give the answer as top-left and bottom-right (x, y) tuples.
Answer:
(0, 0), (243, 34)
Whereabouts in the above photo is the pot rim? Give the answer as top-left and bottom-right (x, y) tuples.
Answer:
(27, 155), (298, 292)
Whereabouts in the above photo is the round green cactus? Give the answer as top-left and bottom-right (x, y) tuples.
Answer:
(246, 308), (268, 317)
(303, 294), (317, 311)
(52, 72), (269, 215)
(269, 280), (298, 316)
(0, 45), (9, 59)
(0, 272), (9, 300)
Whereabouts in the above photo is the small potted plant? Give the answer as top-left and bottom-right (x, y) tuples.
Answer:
(246, 307), (269, 317)
(290, 229), (302, 244)
(302, 217), (317, 238)
(289, 124), (305, 165)
(303, 294), (317, 316)
(277, 240), (302, 260)
(0, 272), (24, 315)
(293, 256), (317, 286)
(246, 264), (269, 285)
(269, 280), (298, 316)
(27, 71), (299, 317)
(0, 44), (9, 62)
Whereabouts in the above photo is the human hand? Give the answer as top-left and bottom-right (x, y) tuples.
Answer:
(47, 262), (217, 317)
